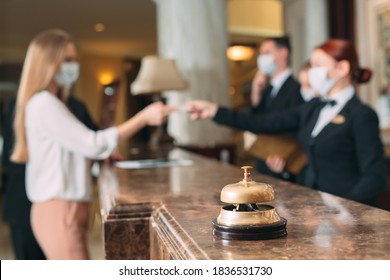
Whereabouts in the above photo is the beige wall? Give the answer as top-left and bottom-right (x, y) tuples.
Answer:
(228, 0), (283, 37)
(0, 45), (27, 63)
(75, 52), (130, 155)
(75, 52), (127, 126)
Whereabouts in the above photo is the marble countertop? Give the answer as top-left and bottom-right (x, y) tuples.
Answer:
(99, 148), (390, 260)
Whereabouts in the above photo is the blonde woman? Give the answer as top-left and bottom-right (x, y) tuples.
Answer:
(11, 29), (172, 259)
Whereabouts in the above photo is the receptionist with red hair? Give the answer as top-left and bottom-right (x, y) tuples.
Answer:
(186, 39), (386, 206)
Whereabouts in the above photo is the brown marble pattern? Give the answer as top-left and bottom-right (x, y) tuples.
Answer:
(103, 203), (153, 260)
(99, 148), (390, 260)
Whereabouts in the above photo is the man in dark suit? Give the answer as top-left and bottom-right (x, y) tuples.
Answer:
(1, 95), (98, 259)
(247, 36), (304, 180)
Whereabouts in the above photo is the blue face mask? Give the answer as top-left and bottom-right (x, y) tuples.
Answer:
(308, 66), (336, 97)
(54, 62), (80, 87)
(257, 54), (276, 76)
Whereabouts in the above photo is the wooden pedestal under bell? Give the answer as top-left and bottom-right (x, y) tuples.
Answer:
(212, 166), (287, 240)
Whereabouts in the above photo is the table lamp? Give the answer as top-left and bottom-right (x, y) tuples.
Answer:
(131, 55), (188, 149)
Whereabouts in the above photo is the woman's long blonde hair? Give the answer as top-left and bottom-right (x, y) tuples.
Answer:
(11, 29), (71, 163)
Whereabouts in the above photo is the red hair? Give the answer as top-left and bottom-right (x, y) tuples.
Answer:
(316, 39), (372, 84)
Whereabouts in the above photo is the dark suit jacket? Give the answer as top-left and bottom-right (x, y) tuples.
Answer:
(214, 95), (387, 205)
(1, 96), (99, 226)
(252, 75), (303, 115)
(249, 74), (304, 179)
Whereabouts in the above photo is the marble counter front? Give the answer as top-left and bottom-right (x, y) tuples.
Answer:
(98, 148), (390, 260)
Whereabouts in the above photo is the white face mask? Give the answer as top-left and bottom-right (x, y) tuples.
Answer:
(300, 88), (316, 102)
(54, 62), (80, 87)
(307, 66), (336, 97)
(257, 54), (276, 76)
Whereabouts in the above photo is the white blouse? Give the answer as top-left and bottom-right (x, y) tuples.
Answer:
(311, 85), (355, 137)
(25, 91), (118, 202)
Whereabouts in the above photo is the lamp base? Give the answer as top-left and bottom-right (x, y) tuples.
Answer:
(212, 218), (287, 240)
(148, 125), (175, 152)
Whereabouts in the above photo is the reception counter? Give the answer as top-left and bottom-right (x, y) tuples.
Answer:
(98, 148), (390, 260)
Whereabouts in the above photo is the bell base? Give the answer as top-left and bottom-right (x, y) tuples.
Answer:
(212, 218), (287, 240)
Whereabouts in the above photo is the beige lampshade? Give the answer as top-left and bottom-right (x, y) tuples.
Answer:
(131, 55), (188, 95)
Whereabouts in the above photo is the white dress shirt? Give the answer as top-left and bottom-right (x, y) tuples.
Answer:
(270, 68), (292, 98)
(311, 85), (355, 137)
(25, 91), (118, 202)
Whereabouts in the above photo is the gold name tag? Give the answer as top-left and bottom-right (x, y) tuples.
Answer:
(332, 115), (345, 124)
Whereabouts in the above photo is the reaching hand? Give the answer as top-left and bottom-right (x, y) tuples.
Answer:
(140, 101), (174, 126)
(266, 154), (286, 174)
(183, 100), (218, 120)
(117, 102), (174, 141)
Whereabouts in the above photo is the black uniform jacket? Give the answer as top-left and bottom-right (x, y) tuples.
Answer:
(214, 95), (387, 205)
(250, 74), (304, 179)
(252, 75), (303, 114)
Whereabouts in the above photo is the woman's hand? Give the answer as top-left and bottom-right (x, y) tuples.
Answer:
(139, 101), (174, 126)
(184, 100), (218, 120)
(117, 102), (174, 140)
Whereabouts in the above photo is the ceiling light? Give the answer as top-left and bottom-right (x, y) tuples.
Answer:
(99, 72), (114, 85)
(227, 45), (255, 62)
(94, 23), (105, 32)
